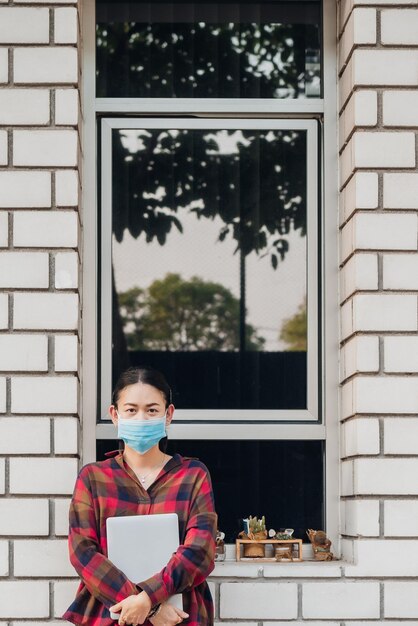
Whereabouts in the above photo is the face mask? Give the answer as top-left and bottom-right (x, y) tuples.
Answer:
(117, 412), (167, 455)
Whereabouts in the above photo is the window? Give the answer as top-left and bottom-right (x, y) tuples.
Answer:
(86, 0), (338, 545)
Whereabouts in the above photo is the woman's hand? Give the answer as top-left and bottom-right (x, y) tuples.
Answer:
(150, 602), (189, 626)
(110, 591), (152, 626)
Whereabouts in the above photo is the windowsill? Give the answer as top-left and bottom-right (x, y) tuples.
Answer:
(210, 544), (344, 578)
(211, 559), (344, 578)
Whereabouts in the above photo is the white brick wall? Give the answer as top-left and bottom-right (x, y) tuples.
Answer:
(0, 4), (81, 621)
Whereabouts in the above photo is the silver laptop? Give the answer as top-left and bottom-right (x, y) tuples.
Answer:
(107, 513), (183, 620)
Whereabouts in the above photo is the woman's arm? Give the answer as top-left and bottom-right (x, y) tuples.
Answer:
(138, 465), (217, 607)
(68, 466), (139, 608)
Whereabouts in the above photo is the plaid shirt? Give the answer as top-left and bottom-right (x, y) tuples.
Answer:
(63, 450), (217, 626)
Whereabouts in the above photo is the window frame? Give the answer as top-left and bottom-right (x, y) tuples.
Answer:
(100, 117), (319, 424)
(81, 0), (339, 550)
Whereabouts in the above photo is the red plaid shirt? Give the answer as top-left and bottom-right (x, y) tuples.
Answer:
(63, 450), (217, 626)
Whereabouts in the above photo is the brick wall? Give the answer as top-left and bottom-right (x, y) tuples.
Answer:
(1, 0), (418, 623)
(0, 0), (81, 621)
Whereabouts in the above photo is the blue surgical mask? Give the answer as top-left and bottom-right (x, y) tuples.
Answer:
(117, 412), (167, 455)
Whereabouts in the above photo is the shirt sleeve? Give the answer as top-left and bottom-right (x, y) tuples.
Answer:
(68, 466), (139, 608)
(138, 465), (218, 607)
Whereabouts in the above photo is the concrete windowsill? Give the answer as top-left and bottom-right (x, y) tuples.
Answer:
(211, 559), (344, 578)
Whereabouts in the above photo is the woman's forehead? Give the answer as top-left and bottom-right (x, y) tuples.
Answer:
(119, 381), (165, 404)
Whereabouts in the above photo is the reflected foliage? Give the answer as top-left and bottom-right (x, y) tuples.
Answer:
(279, 299), (307, 351)
(112, 129), (307, 267)
(118, 273), (265, 351)
(97, 20), (320, 98)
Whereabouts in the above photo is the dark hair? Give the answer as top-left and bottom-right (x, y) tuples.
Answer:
(112, 366), (172, 408)
(112, 366), (172, 453)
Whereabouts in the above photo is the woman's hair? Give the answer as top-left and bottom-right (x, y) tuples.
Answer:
(112, 366), (172, 408)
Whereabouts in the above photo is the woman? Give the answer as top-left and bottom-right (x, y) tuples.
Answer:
(63, 366), (217, 626)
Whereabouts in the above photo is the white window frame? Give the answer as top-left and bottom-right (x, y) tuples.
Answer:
(81, 0), (339, 549)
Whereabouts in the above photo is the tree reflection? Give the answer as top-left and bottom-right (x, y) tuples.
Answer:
(97, 20), (320, 98)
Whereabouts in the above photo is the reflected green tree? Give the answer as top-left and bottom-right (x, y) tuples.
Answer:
(119, 273), (265, 351)
(279, 299), (307, 351)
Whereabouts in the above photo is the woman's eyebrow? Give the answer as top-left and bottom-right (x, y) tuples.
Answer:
(145, 402), (160, 408)
(123, 402), (138, 407)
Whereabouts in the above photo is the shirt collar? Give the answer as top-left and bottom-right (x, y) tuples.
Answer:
(105, 448), (184, 474)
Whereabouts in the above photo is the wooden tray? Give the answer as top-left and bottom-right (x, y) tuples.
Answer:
(236, 538), (303, 562)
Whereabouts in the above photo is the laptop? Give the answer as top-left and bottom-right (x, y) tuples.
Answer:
(107, 512), (183, 620)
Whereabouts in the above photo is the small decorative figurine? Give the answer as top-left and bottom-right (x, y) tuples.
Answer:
(215, 530), (226, 561)
(306, 529), (333, 561)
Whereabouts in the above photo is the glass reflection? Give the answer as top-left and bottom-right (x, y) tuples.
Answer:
(96, 2), (321, 99)
(111, 127), (308, 409)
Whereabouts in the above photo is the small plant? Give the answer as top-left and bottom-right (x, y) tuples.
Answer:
(248, 515), (266, 534)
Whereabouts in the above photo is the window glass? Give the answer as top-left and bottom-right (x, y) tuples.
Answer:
(96, 2), (322, 99)
(96, 438), (325, 543)
(110, 125), (311, 410)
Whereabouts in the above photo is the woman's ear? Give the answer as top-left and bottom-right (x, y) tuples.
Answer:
(165, 404), (175, 428)
(109, 405), (118, 428)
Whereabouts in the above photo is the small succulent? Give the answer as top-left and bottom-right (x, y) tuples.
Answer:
(248, 515), (266, 534)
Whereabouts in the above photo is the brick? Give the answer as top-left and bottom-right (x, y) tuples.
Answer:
(385, 582), (418, 618)
(0, 377), (5, 413)
(0, 458), (4, 494)
(353, 49), (418, 86)
(53, 498), (70, 536)
(54, 581), (79, 617)
(220, 583), (297, 619)
(384, 417), (418, 454)
(342, 500), (379, 537)
(14, 539), (74, 577)
(339, 9), (376, 72)
(341, 172), (378, 225)
(385, 335), (418, 372)
(340, 253), (378, 301)
(13, 211), (77, 247)
(385, 501), (418, 537)
(341, 133), (415, 184)
(382, 9), (418, 44)
(345, 540), (418, 576)
(0, 212), (7, 247)
(13, 130), (77, 167)
(0, 48), (7, 83)
(355, 458), (418, 495)
(342, 418), (380, 457)
(383, 254), (418, 290)
(9, 457), (78, 494)
(0, 499), (49, 535)
(54, 417), (78, 454)
(262, 563), (342, 578)
(14, 293), (78, 330)
(55, 334), (78, 372)
(55, 251), (78, 289)
(341, 336), (379, 381)
(352, 377), (418, 415)
(341, 460), (354, 496)
(384, 173), (418, 209)
(0, 540), (8, 576)
(0, 89), (49, 125)
(0, 8), (49, 44)
(302, 582), (380, 618)
(0, 581), (49, 617)
(358, 213), (416, 251)
(0, 417), (50, 453)
(339, 91), (377, 146)
(11, 376), (78, 414)
(342, 294), (417, 338)
(0, 252), (49, 288)
(14, 47), (78, 84)
(383, 91), (418, 127)
(0, 334), (48, 371)
(55, 88), (78, 125)
(0, 130), (7, 166)
(0, 171), (51, 208)
(55, 7), (78, 44)
(0, 294), (8, 329)
(56, 169), (78, 206)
